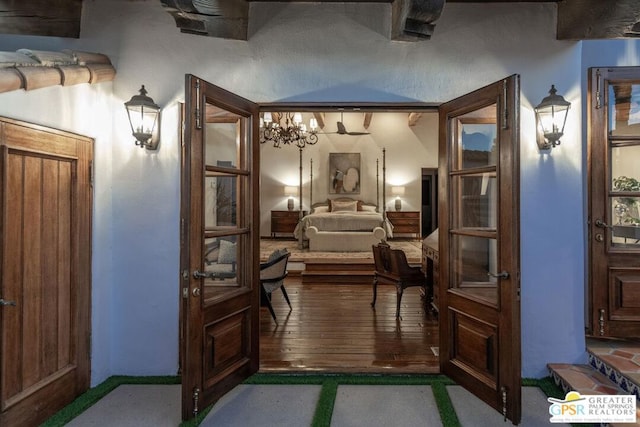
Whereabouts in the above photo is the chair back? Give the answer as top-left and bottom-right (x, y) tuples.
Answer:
(389, 248), (414, 277)
(372, 242), (393, 275)
(260, 250), (290, 282)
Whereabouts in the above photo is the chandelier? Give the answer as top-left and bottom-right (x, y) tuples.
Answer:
(260, 112), (319, 148)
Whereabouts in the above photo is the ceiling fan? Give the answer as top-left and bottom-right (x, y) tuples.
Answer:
(334, 112), (370, 136)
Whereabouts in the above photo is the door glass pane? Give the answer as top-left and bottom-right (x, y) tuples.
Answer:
(205, 104), (242, 168)
(452, 108), (498, 171)
(201, 100), (250, 304)
(608, 83), (640, 136)
(451, 234), (498, 305)
(452, 173), (497, 229)
(205, 172), (239, 229)
(610, 139), (640, 248)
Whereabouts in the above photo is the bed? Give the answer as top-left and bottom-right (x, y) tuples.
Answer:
(294, 197), (393, 251)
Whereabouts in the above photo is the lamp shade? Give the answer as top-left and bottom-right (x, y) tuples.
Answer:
(284, 186), (298, 196)
(392, 186), (406, 196)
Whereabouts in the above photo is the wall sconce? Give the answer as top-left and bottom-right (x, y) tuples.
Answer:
(534, 85), (570, 150)
(392, 186), (405, 211)
(284, 186), (298, 211)
(124, 85), (160, 150)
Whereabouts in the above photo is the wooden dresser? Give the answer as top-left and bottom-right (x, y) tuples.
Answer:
(271, 210), (305, 237)
(421, 229), (439, 313)
(387, 211), (420, 239)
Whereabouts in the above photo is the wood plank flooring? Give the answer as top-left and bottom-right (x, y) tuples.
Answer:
(259, 278), (440, 374)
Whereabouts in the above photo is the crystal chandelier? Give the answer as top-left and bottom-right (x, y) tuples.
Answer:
(260, 112), (319, 148)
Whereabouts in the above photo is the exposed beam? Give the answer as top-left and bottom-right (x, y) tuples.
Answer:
(0, 0), (83, 38)
(557, 0), (640, 40)
(363, 112), (373, 129)
(160, 0), (249, 40)
(408, 112), (422, 126)
(313, 112), (325, 129)
(391, 0), (446, 41)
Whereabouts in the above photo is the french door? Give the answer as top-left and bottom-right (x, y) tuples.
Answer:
(438, 76), (521, 424)
(180, 75), (260, 420)
(588, 67), (640, 337)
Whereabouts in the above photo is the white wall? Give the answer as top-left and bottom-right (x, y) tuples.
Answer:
(2, 0), (625, 381)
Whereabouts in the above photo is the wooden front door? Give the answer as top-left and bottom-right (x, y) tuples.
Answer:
(588, 67), (640, 337)
(0, 117), (92, 426)
(438, 76), (521, 424)
(181, 75), (260, 420)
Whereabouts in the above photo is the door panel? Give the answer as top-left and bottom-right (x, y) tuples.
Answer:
(439, 76), (521, 424)
(589, 68), (640, 337)
(1, 118), (92, 427)
(181, 75), (260, 420)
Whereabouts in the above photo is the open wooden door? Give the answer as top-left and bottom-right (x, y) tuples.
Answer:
(588, 67), (640, 337)
(438, 76), (521, 424)
(180, 75), (260, 420)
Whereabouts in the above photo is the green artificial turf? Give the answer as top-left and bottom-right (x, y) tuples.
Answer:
(42, 373), (566, 427)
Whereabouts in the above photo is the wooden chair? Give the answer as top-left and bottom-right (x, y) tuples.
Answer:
(371, 242), (427, 319)
(260, 249), (292, 321)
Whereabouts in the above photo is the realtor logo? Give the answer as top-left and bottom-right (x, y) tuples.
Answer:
(548, 391), (637, 423)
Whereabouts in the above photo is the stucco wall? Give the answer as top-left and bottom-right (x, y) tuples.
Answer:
(2, 0), (627, 382)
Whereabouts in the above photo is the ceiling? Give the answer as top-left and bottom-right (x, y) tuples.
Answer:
(1, 0), (640, 41)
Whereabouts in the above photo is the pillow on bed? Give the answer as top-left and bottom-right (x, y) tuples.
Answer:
(331, 200), (358, 212)
(361, 204), (377, 212)
(314, 205), (329, 214)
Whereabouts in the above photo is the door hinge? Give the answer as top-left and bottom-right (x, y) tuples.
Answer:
(195, 80), (202, 130)
(193, 387), (200, 417)
(516, 287), (521, 302)
(595, 69), (602, 109)
(89, 160), (94, 187)
(502, 80), (508, 130)
(599, 308), (606, 336)
(501, 386), (508, 422)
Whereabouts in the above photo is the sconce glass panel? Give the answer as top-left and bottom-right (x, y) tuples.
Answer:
(451, 172), (497, 230)
(451, 106), (498, 171)
(450, 234), (498, 306)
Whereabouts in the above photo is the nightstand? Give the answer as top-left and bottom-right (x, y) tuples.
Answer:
(387, 211), (420, 239)
(270, 210), (305, 237)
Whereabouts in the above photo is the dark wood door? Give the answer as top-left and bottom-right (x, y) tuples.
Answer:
(588, 67), (640, 337)
(0, 117), (92, 426)
(181, 75), (260, 420)
(438, 76), (521, 424)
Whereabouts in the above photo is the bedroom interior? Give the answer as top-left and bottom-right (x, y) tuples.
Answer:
(255, 109), (441, 373)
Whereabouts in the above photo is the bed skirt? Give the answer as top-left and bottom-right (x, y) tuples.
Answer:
(305, 226), (386, 252)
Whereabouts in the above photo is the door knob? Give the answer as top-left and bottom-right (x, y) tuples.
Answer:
(595, 219), (613, 229)
(0, 298), (17, 307)
(487, 271), (509, 279)
(595, 233), (604, 242)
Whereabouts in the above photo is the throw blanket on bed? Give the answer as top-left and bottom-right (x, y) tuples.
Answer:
(294, 211), (394, 239)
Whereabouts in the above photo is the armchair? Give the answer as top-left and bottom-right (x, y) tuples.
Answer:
(260, 249), (292, 321)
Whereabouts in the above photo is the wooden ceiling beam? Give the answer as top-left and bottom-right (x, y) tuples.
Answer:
(0, 0), (83, 38)
(408, 112), (422, 126)
(313, 112), (326, 129)
(557, 0), (640, 40)
(161, 0), (249, 40)
(363, 112), (373, 129)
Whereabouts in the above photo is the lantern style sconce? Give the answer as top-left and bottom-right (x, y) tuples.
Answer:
(392, 186), (405, 211)
(534, 85), (571, 150)
(284, 186), (298, 211)
(124, 85), (161, 150)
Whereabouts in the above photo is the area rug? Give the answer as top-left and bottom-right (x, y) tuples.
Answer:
(260, 239), (422, 263)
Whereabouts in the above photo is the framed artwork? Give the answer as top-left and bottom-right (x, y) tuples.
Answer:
(329, 152), (360, 194)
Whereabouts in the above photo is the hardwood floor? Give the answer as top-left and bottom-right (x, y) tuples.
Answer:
(259, 277), (439, 374)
